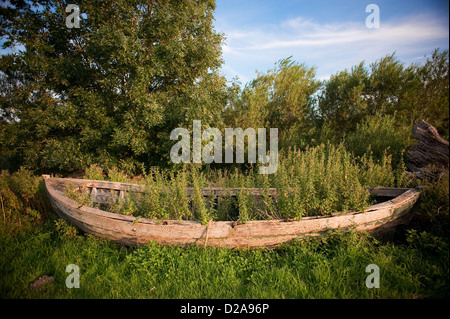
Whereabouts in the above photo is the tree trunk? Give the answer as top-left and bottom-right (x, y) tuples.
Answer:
(407, 119), (449, 179)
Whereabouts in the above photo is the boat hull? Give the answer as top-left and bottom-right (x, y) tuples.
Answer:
(44, 177), (420, 248)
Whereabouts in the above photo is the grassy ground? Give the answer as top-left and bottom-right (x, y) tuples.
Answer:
(0, 169), (448, 299)
(0, 214), (448, 299)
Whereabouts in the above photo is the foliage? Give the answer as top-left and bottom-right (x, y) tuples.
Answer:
(414, 172), (449, 238)
(190, 165), (210, 224)
(64, 182), (94, 207)
(0, 0), (227, 173)
(54, 218), (78, 240)
(407, 49), (449, 139)
(0, 168), (50, 232)
(0, 0), (448, 301)
(225, 57), (320, 150)
(62, 142), (404, 222)
(274, 144), (370, 217)
(0, 222), (447, 299)
(316, 61), (370, 139)
(84, 164), (105, 181)
(346, 114), (412, 164)
(0, 165), (448, 300)
(406, 229), (449, 258)
(316, 50), (449, 143)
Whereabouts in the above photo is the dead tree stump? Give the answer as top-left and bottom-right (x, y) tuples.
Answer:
(407, 119), (449, 179)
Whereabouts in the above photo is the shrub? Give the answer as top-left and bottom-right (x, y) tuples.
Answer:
(357, 151), (395, 187)
(63, 142), (403, 222)
(85, 164), (106, 180)
(416, 171), (449, 237)
(0, 168), (51, 230)
(64, 182), (95, 208)
(275, 144), (370, 217)
(107, 167), (129, 183)
(346, 114), (412, 166)
(191, 165), (210, 225)
(170, 169), (192, 221)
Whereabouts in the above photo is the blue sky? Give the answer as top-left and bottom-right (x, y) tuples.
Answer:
(213, 0), (449, 84)
(1, 0), (448, 85)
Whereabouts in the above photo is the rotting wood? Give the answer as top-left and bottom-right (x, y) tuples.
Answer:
(43, 177), (421, 248)
(407, 119), (449, 179)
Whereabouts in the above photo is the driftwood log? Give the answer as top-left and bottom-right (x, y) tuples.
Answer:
(407, 119), (449, 179)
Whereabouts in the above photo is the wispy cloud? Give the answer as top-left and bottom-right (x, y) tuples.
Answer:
(219, 12), (449, 82)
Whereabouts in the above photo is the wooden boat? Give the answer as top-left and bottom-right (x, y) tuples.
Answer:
(43, 176), (421, 248)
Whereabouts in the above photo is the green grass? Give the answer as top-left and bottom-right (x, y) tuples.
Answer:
(0, 166), (448, 299)
(0, 218), (448, 299)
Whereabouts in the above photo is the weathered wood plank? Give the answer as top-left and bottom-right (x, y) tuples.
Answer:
(44, 177), (420, 248)
(407, 119), (449, 179)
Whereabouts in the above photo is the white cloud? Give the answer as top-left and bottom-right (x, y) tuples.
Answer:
(219, 12), (449, 83)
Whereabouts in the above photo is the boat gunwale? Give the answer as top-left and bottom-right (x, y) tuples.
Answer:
(44, 177), (420, 227)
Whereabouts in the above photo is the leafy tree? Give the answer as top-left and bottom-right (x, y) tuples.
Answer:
(407, 49), (449, 139)
(225, 57), (320, 149)
(346, 113), (412, 167)
(316, 50), (449, 143)
(0, 0), (226, 173)
(315, 61), (369, 139)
